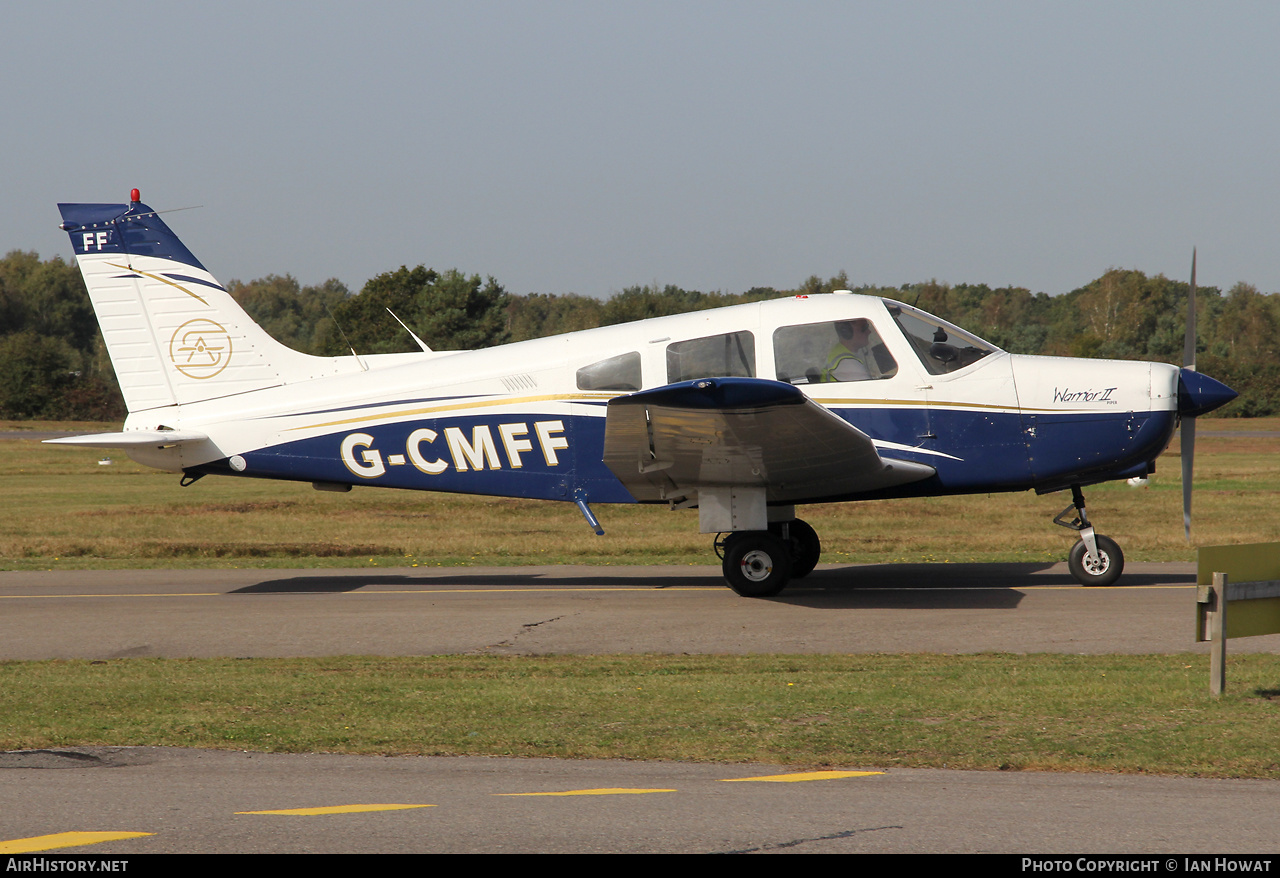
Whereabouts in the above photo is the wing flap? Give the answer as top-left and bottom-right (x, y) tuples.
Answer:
(603, 377), (934, 503)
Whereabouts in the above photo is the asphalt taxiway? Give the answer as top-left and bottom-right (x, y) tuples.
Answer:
(3, 748), (1279, 854)
(6, 561), (1279, 659)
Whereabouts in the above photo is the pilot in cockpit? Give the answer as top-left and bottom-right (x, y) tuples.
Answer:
(823, 319), (881, 382)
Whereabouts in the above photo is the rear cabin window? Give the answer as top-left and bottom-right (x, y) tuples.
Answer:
(773, 320), (897, 384)
(883, 300), (998, 375)
(576, 352), (642, 391)
(666, 331), (756, 383)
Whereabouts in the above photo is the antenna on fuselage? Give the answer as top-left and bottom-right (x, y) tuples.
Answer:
(326, 304), (368, 372)
(386, 308), (433, 353)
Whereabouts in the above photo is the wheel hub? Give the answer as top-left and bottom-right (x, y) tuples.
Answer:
(1082, 550), (1110, 576)
(739, 549), (774, 582)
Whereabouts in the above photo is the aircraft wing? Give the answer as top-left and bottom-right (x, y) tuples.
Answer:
(43, 430), (209, 449)
(602, 377), (935, 504)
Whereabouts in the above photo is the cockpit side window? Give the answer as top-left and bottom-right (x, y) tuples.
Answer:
(576, 351), (642, 391)
(773, 320), (898, 385)
(882, 300), (998, 375)
(666, 331), (756, 383)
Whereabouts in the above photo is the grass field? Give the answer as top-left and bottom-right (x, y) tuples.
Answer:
(4, 419), (1280, 570)
(2, 419), (1278, 777)
(1, 654), (1277, 778)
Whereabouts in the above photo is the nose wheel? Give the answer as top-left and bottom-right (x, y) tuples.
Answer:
(1067, 534), (1124, 586)
(1055, 486), (1125, 587)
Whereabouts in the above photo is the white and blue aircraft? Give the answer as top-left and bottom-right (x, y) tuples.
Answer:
(49, 191), (1238, 596)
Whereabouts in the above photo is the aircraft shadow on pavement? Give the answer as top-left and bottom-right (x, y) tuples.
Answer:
(769, 563), (1195, 610)
(232, 573), (721, 593)
(806, 562), (1191, 589)
(233, 563), (1194, 611)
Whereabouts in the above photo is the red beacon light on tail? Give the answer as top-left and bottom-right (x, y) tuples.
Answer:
(130, 188), (140, 203)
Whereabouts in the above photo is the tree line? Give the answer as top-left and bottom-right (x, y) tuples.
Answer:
(2, 249), (1275, 420)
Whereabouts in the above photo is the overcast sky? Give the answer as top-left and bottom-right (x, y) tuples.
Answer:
(5, 2), (1277, 299)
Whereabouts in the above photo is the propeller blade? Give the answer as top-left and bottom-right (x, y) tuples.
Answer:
(1184, 249), (1197, 370)
(1181, 415), (1195, 542)
(1182, 249), (1197, 542)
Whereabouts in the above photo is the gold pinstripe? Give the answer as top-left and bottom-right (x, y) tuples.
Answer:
(284, 392), (616, 432)
(107, 262), (210, 306)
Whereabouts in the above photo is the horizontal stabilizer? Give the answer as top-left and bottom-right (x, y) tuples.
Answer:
(43, 430), (209, 449)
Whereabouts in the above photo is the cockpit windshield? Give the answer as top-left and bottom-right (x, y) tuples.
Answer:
(882, 299), (1000, 375)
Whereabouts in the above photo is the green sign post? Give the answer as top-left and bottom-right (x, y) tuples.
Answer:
(1196, 542), (1280, 696)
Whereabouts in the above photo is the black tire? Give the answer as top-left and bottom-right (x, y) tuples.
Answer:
(722, 532), (793, 597)
(769, 518), (821, 579)
(1067, 535), (1124, 587)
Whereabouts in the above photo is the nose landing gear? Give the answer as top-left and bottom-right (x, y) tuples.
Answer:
(1055, 485), (1125, 587)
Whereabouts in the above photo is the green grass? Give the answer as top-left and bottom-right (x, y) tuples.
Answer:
(4, 420), (1280, 570)
(1, 654), (1277, 777)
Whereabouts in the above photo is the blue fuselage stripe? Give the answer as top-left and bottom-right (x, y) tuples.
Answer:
(190, 403), (1178, 506)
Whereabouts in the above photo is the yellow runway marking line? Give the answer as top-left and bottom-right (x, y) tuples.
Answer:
(0, 587), (716, 599)
(499, 788), (677, 797)
(361, 587), (714, 595)
(0, 832), (152, 853)
(236, 803), (434, 816)
(0, 593), (223, 599)
(722, 770), (884, 782)
(0, 585), (1198, 600)
(1018, 585), (1197, 591)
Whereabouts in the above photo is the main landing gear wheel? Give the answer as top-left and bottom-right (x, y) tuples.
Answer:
(769, 518), (821, 579)
(1067, 535), (1124, 587)
(722, 532), (793, 598)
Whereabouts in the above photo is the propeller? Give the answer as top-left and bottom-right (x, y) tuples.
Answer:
(1176, 253), (1237, 540)
(1181, 250), (1197, 542)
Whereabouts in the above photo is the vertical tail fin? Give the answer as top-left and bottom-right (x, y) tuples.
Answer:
(57, 191), (329, 413)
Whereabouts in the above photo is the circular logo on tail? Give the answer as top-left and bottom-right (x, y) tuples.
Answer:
(169, 319), (232, 379)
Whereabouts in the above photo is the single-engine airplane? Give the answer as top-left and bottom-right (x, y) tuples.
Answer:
(49, 191), (1238, 596)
